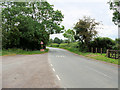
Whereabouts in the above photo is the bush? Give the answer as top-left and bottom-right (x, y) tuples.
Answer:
(50, 43), (59, 47)
(59, 43), (68, 48)
(89, 37), (115, 52)
(69, 42), (79, 48)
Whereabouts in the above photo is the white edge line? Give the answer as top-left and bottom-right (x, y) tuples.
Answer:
(56, 75), (61, 80)
(51, 64), (53, 67)
(52, 68), (55, 72)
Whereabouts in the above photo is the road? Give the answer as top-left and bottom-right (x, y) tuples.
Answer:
(2, 53), (60, 88)
(48, 47), (118, 88)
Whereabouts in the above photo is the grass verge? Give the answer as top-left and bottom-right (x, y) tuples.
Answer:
(50, 46), (119, 65)
(1, 48), (49, 56)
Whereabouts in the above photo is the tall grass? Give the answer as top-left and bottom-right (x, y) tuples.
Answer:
(1, 48), (49, 56)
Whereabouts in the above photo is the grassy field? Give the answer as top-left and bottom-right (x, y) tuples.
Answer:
(0, 48), (49, 56)
(49, 43), (119, 65)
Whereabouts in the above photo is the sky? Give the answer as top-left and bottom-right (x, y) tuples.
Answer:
(47, 0), (118, 40)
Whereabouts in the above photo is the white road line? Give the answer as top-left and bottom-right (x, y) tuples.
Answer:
(52, 68), (55, 72)
(56, 75), (61, 80)
(87, 67), (112, 79)
(51, 64), (53, 67)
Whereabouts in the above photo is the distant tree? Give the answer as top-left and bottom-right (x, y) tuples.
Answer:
(63, 29), (75, 44)
(54, 37), (61, 44)
(64, 39), (69, 43)
(60, 39), (63, 43)
(49, 39), (54, 44)
(74, 16), (100, 51)
(89, 37), (115, 52)
(108, 0), (120, 26)
(113, 38), (120, 50)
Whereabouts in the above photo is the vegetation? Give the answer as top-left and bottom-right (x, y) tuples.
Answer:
(1, 1), (64, 50)
(53, 37), (63, 44)
(74, 16), (100, 51)
(89, 37), (116, 52)
(49, 43), (59, 47)
(1, 48), (49, 56)
(63, 29), (75, 44)
(108, 0), (120, 26)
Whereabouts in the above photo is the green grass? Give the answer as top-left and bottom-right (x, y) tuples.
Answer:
(1, 48), (49, 56)
(49, 43), (119, 65)
(63, 47), (119, 65)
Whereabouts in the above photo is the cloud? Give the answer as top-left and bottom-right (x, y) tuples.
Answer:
(48, 0), (118, 40)
(97, 25), (118, 40)
(50, 33), (66, 40)
(48, 0), (109, 4)
(61, 9), (92, 29)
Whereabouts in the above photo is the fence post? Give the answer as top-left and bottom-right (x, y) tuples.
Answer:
(91, 47), (93, 53)
(101, 48), (102, 55)
(96, 48), (97, 54)
(106, 49), (110, 58)
(115, 51), (116, 59)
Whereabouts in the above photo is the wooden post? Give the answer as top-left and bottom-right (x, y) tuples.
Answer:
(106, 49), (110, 57)
(91, 47), (93, 53)
(96, 48), (97, 54)
(115, 52), (116, 59)
(101, 48), (102, 55)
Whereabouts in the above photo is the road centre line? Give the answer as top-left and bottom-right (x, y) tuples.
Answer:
(56, 75), (61, 80)
(87, 67), (112, 79)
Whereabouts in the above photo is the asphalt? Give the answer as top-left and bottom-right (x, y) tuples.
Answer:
(48, 47), (118, 88)
(2, 53), (60, 88)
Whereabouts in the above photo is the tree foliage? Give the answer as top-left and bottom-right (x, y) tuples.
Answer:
(53, 37), (62, 44)
(1, 1), (64, 50)
(74, 16), (100, 51)
(89, 37), (115, 52)
(63, 29), (75, 43)
(108, 0), (120, 26)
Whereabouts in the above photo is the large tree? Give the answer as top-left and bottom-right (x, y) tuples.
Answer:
(1, 1), (64, 49)
(108, 0), (120, 26)
(74, 16), (100, 51)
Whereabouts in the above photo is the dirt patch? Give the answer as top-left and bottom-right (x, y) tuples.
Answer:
(86, 54), (103, 57)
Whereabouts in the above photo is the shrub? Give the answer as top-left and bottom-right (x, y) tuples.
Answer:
(89, 37), (115, 52)
(59, 43), (68, 48)
(69, 42), (79, 48)
(50, 43), (59, 47)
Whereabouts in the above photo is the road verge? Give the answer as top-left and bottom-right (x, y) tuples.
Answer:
(1, 48), (49, 56)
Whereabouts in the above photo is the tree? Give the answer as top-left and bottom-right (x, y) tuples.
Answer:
(113, 38), (120, 50)
(53, 37), (61, 44)
(49, 39), (54, 44)
(108, 0), (120, 26)
(63, 29), (75, 44)
(1, 1), (64, 50)
(89, 37), (115, 52)
(74, 16), (100, 51)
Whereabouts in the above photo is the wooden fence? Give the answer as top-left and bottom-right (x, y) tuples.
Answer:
(91, 47), (120, 59)
(91, 47), (104, 55)
(106, 49), (120, 59)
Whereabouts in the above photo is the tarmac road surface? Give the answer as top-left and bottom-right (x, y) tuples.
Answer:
(48, 47), (118, 88)
(2, 53), (60, 88)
